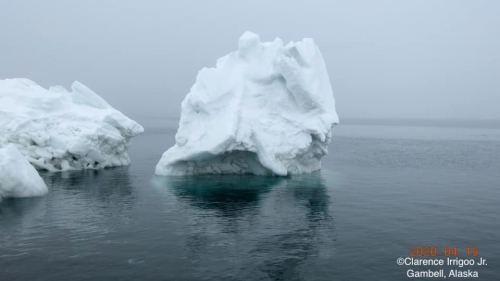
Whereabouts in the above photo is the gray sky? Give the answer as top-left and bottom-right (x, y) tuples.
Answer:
(1, 1), (499, 127)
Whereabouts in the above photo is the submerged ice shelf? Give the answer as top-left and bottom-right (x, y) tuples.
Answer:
(0, 78), (144, 172)
(156, 32), (339, 176)
(0, 144), (48, 199)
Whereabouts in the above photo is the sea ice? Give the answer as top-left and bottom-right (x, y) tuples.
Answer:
(0, 144), (48, 199)
(0, 78), (144, 171)
(156, 32), (339, 176)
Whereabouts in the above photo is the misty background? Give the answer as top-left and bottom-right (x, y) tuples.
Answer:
(1, 1), (499, 128)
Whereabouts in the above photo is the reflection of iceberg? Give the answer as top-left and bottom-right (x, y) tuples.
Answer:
(250, 173), (335, 280)
(152, 172), (335, 280)
(39, 167), (135, 203)
(0, 196), (45, 225)
(23, 167), (135, 234)
(1, 167), (138, 267)
(152, 175), (283, 217)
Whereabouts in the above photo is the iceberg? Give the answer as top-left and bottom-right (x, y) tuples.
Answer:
(0, 78), (144, 171)
(155, 32), (339, 176)
(0, 144), (48, 199)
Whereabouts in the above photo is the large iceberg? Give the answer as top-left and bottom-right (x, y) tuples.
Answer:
(0, 144), (48, 199)
(156, 32), (339, 176)
(0, 78), (144, 171)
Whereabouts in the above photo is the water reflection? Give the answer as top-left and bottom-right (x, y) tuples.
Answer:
(0, 197), (45, 226)
(1, 167), (137, 242)
(153, 172), (335, 281)
(40, 167), (135, 203)
(252, 173), (335, 281)
(0, 167), (140, 281)
(153, 175), (283, 217)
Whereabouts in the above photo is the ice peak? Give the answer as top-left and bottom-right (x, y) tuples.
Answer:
(238, 31), (261, 58)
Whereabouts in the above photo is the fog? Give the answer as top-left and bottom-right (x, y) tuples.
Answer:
(1, 1), (499, 127)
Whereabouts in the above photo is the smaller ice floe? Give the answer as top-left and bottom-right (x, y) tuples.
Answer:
(0, 144), (48, 199)
(0, 78), (144, 171)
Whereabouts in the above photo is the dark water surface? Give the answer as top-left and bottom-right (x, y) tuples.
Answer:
(1, 124), (500, 280)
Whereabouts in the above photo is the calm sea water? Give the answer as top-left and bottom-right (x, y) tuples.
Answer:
(1, 122), (500, 280)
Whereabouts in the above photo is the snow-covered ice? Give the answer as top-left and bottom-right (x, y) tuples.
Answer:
(156, 32), (339, 176)
(0, 144), (48, 199)
(0, 78), (144, 171)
